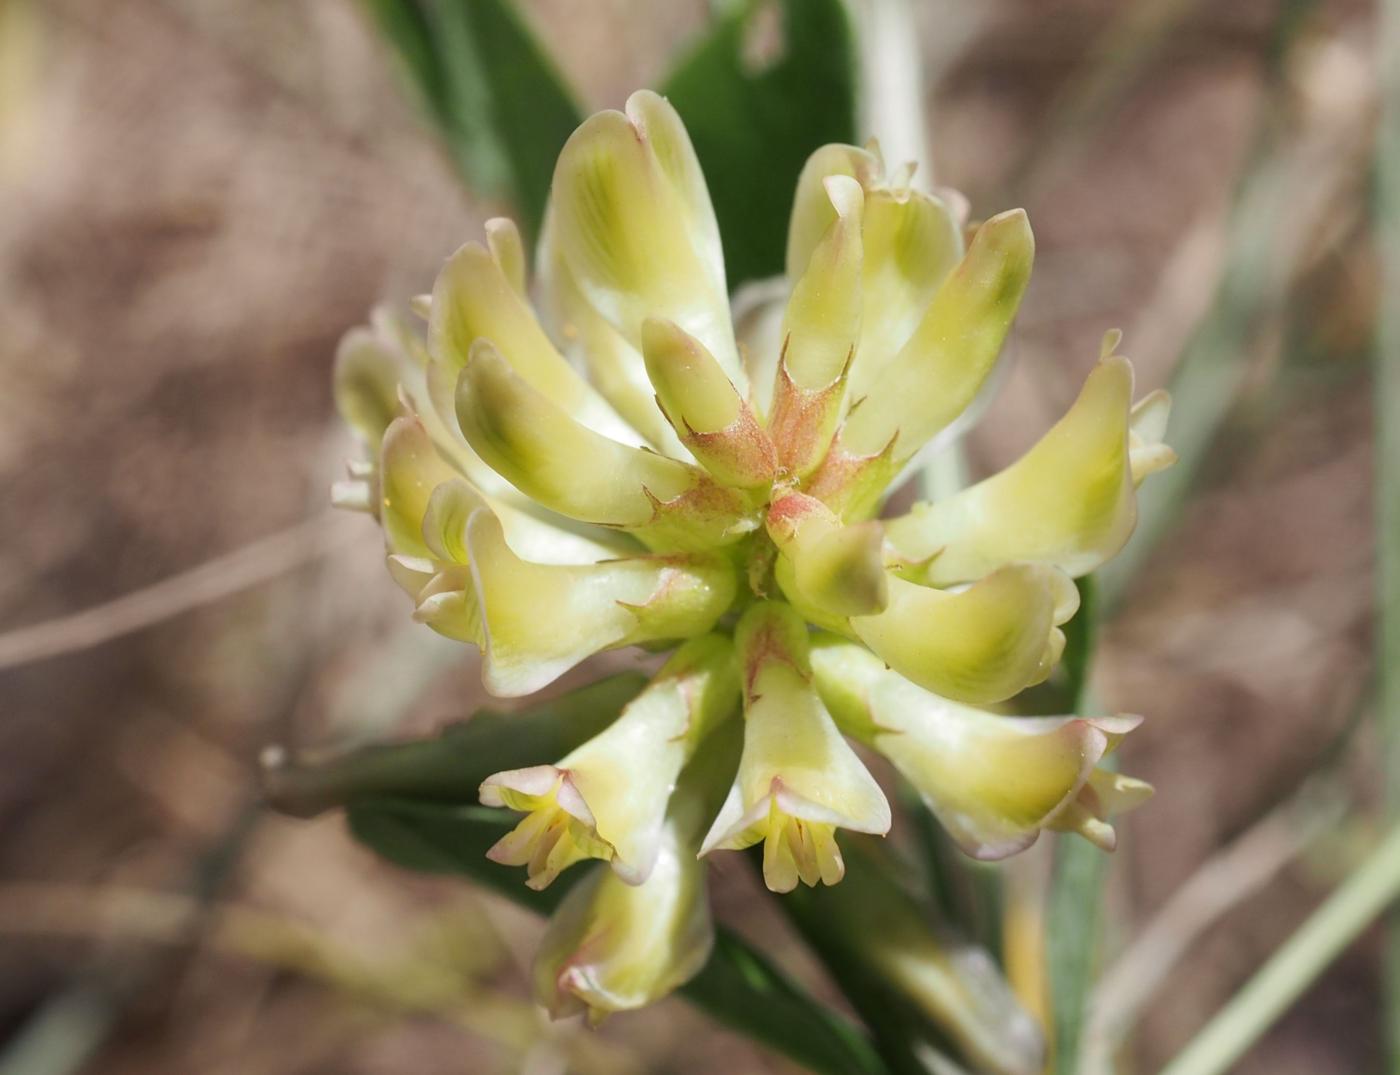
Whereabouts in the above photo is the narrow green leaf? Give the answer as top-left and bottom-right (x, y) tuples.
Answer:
(362, 0), (583, 238)
(346, 796), (888, 1075)
(662, 0), (859, 289)
(263, 673), (647, 817)
(1045, 575), (1107, 1075)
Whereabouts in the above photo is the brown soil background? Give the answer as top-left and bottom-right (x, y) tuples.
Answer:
(0, 1), (1384, 1072)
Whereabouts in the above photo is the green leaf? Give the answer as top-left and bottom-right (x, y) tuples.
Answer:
(263, 673), (648, 818)
(347, 796), (889, 1075)
(662, 0), (859, 290)
(1044, 575), (1108, 1075)
(362, 0), (583, 239)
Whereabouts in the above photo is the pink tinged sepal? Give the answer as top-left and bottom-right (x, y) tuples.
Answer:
(700, 603), (891, 892)
(767, 176), (864, 479)
(641, 318), (778, 490)
(455, 341), (758, 552)
(465, 510), (736, 697)
(478, 635), (740, 889)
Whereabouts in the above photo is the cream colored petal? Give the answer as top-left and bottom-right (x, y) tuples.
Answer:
(455, 342), (756, 551)
(701, 603), (890, 892)
(850, 564), (1077, 706)
(838, 209), (1035, 465)
(539, 219), (690, 457)
(642, 318), (777, 490)
(484, 217), (526, 296)
(466, 511), (736, 697)
(884, 356), (1144, 584)
(769, 176), (863, 478)
(532, 816), (713, 1022)
(786, 142), (883, 279)
(1129, 387), (1176, 484)
(850, 188), (964, 398)
(810, 639), (1141, 861)
(379, 415), (461, 559)
(480, 635), (738, 888)
(333, 326), (403, 450)
(429, 240), (641, 446)
(550, 92), (742, 390)
(767, 492), (888, 619)
(730, 276), (790, 421)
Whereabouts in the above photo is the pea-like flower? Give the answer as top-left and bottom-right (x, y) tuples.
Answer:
(332, 90), (1173, 1016)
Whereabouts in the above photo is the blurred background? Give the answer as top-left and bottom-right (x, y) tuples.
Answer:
(0, 0), (1388, 1072)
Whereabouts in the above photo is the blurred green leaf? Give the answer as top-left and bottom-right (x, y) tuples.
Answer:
(663, 0), (859, 290)
(1043, 575), (1109, 1075)
(347, 796), (889, 1075)
(263, 673), (646, 817)
(361, 0), (583, 238)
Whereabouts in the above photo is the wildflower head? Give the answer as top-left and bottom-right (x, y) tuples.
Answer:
(332, 89), (1173, 1015)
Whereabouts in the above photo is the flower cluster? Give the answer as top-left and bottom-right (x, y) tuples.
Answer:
(332, 90), (1173, 1021)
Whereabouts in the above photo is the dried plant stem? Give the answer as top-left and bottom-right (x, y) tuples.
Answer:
(1159, 822), (1400, 1075)
(1080, 779), (1344, 1073)
(0, 512), (358, 671)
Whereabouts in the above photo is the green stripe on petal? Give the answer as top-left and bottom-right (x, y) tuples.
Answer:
(465, 510), (737, 697)
(837, 208), (1034, 465)
(550, 91), (743, 391)
(884, 356), (1166, 584)
(455, 342), (756, 551)
(850, 564), (1078, 706)
(429, 238), (641, 445)
(851, 188), (964, 399)
(642, 318), (778, 490)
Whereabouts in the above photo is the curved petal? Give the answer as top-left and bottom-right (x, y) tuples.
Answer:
(786, 142), (883, 279)
(466, 511), (737, 697)
(701, 603), (890, 892)
(851, 188), (964, 397)
(480, 635), (739, 887)
(884, 356), (1158, 584)
(455, 342), (756, 551)
(532, 818), (713, 1023)
(379, 415), (462, 560)
(814, 209), (1034, 517)
(769, 176), (863, 479)
(538, 217), (690, 457)
(429, 238), (641, 445)
(642, 318), (777, 490)
(850, 564), (1078, 705)
(333, 326), (403, 451)
(550, 91), (742, 390)
(767, 491), (888, 619)
(810, 637), (1144, 860)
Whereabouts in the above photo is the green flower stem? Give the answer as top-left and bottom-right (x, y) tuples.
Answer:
(1045, 576), (1105, 1075)
(1160, 822), (1400, 1075)
(1379, 0), (1400, 1062)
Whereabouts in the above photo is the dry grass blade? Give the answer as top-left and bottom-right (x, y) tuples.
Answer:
(0, 512), (360, 672)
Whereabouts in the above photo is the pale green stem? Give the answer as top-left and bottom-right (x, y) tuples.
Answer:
(1160, 823), (1400, 1075)
(1379, 0), (1400, 1062)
